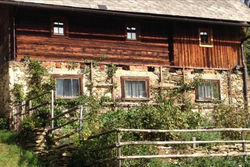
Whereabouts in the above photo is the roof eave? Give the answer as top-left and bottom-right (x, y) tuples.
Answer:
(0, 0), (249, 27)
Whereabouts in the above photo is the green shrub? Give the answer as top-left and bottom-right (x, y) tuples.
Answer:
(0, 117), (9, 130)
(179, 118), (222, 147)
(17, 113), (45, 144)
(212, 103), (248, 139)
(12, 84), (24, 103)
(70, 79), (204, 166)
(175, 157), (249, 167)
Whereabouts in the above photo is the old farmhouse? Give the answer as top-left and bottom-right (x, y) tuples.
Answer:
(0, 0), (250, 120)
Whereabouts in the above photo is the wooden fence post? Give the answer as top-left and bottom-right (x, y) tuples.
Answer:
(241, 131), (246, 161)
(79, 105), (83, 139)
(117, 131), (122, 167)
(51, 90), (54, 130)
(21, 101), (26, 121)
(192, 137), (196, 149)
(14, 105), (17, 130)
(29, 100), (32, 115)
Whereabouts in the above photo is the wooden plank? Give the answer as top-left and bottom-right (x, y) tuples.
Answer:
(119, 140), (250, 146)
(16, 36), (169, 51)
(27, 102), (50, 111)
(87, 129), (118, 140)
(119, 153), (250, 160)
(49, 106), (79, 121)
(17, 54), (170, 66)
(172, 24), (241, 69)
(48, 119), (78, 132)
(118, 128), (250, 133)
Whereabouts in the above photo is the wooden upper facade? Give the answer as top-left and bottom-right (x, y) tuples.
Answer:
(0, 4), (247, 69)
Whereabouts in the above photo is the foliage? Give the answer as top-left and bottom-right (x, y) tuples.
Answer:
(68, 61), (78, 69)
(55, 95), (105, 133)
(16, 60), (54, 140)
(70, 78), (204, 166)
(0, 117), (9, 130)
(212, 103), (248, 139)
(0, 130), (44, 167)
(12, 84), (25, 103)
(12, 58), (249, 166)
(27, 60), (55, 100)
(164, 157), (250, 167)
(107, 63), (117, 80)
(16, 113), (44, 144)
(179, 118), (222, 147)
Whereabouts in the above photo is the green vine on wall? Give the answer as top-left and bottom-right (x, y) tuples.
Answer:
(27, 60), (55, 99)
(107, 63), (117, 80)
(12, 84), (24, 103)
(68, 61), (78, 70)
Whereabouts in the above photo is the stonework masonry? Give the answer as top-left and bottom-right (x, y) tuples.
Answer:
(0, 61), (247, 118)
(0, 63), (10, 117)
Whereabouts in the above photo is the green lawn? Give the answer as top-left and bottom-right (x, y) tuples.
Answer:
(0, 130), (44, 167)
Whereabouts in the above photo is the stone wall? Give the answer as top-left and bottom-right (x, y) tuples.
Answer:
(0, 63), (10, 117)
(0, 61), (246, 118)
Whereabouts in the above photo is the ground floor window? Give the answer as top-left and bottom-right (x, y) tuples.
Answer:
(121, 76), (149, 100)
(54, 75), (82, 98)
(196, 80), (220, 102)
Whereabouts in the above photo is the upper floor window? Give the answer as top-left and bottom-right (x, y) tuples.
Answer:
(121, 77), (149, 100)
(199, 28), (213, 47)
(196, 80), (220, 102)
(126, 26), (137, 40)
(52, 20), (65, 35)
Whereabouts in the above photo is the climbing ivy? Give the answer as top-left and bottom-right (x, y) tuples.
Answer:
(14, 60), (55, 143)
(27, 60), (55, 99)
(107, 63), (117, 80)
(12, 84), (24, 103)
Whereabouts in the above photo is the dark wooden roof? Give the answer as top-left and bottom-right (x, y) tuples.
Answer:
(1, 0), (250, 22)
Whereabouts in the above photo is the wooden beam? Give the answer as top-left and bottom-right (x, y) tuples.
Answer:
(119, 140), (250, 146)
(118, 128), (250, 133)
(119, 152), (250, 160)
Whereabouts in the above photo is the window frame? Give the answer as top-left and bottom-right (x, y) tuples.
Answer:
(51, 17), (68, 37)
(53, 75), (83, 99)
(199, 27), (213, 47)
(195, 80), (220, 102)
(125, 24), (140, 41)
(121, 76), (150, 101)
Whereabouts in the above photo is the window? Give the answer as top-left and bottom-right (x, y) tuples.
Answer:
(53, 20), (65, 35)
(121, 77), (149, 100)
(55, 76), (82, 98)
(196, 80), (220, 102)
(126, 26), (137, 40)
(199, 28), (213, 47)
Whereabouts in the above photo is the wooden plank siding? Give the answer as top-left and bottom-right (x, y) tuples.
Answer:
(15, 8), (170, 66)
(14, 8), (242, 69)
(173, 23), (241, 69)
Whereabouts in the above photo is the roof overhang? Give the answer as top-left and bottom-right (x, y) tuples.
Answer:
(0, 0), (249, 27)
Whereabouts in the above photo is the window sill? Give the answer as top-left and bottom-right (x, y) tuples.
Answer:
(56, 96), (79, 100)
(199, 44), (213, 48)
(195, 99), (219, 103)
(122, 97), (150, 101)
(51, 34), (67, 38)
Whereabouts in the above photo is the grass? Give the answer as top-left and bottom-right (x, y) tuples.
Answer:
(147, 157), (250, 167)
(0, 130), (44, 167)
